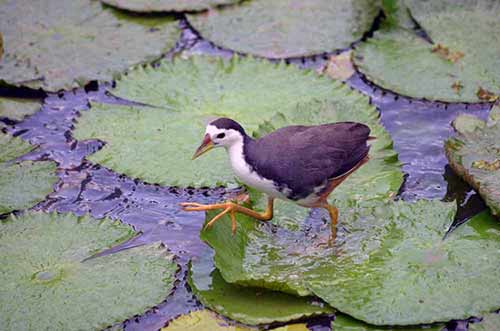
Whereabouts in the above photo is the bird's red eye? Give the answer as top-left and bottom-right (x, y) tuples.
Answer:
(217, 133), (225, 139)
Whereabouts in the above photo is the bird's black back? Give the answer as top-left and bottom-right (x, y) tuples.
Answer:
(243, 122), (371, 200)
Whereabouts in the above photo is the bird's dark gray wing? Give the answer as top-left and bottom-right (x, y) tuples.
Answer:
(243, 122), (371, 199)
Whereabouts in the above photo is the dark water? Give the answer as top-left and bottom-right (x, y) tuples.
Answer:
(1, 18), (494, 331)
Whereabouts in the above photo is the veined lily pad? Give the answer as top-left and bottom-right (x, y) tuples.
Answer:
(202, 199), (500, 325)
(354, 0), (500, 102)
(73, 56), (402, 190)
(469, 313), (500, 331)
(332, 314), (444, 331)
(188, 250), (333, 325)
(187, 0), (379, 58)
(0, 96), (41, 121)
(0, 132), (57, 214)
(162, 309), (309, 331)
(101, 0), (240, 12)
(0, 211), (177, 330)
(0, 0), (179, 91)
(445, 107), (500, 215)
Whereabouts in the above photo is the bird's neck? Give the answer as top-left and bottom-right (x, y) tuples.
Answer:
(226, 134), (254, 168)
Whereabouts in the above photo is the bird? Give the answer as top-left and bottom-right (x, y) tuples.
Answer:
(180, 117), (373, 244)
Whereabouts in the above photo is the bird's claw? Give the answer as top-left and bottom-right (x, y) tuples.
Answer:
(179, 202), (211, 211)
(181, 201), (239, 235)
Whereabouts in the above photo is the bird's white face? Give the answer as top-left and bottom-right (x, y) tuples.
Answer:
(205, 124), (243, 148)
(191, 124), (244, 159)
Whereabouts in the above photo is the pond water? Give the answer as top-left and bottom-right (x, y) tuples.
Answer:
(0, 19), (493, 331)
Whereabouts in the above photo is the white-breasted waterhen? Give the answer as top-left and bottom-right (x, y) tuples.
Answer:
(180, 117), (373, 244)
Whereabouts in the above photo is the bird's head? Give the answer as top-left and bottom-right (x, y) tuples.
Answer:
(192, 118), (247, 159)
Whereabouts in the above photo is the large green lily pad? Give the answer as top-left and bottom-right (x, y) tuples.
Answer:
(73, 56), (402, 189)
(332, 314), (444, 331)
(101, 0), (240, 12)
(202, 198), (500, 325)
(188, 250), (333, 325)
(445, 106), (500, 215)
(187, 0), (379, 58)
(0, 211), (177, 330)
(0, 0), (179, 91)
(0, 132), (57, 214)
(0, 97), (41, 121)
(469, 313), (500, 331)
(354, 0), (500, 102)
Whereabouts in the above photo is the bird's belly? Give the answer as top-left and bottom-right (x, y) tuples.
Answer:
(231, 162), (285, 199)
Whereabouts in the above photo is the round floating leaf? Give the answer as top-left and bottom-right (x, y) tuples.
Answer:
(0, 132), (57, 214)
(0, 97), (41, 121)
(187, 0), (379, 58)
(202, 199), (500, 325)
(162, 310), (253, 331)
(332, 314), (444, 331)
(0, 0), (179, 91)
(0, 211), (177, 330)
(469, 313), (500, 331)
(188, 250), (333, 325)
(73, 55), (402, 190)
(162, 310), (309, 331)
(354, 0), (500, 102)
(101, 0), (240, 12)
(445, 109), (500, 215)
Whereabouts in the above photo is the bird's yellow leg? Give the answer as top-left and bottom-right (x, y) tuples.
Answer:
(324, 204), (338, 246)
(180, 197), (275, 234)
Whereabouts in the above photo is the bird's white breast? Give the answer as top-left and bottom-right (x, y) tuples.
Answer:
(227, 141), (286, 199)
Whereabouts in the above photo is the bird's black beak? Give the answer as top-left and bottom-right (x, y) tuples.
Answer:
(192, 134), (214, 160)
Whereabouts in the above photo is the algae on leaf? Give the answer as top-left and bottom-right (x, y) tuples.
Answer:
(0, 132), (57, 214)
(73, 56), (402, 190)
(101, 0), (240, 12)
(187, 0), (379, 58)
(0, 212), (177, 331)
(354, 0), (500, 102)
(188, 250), (333, 325)
(0, 0), (179, 91)
(0, 96), (41, 121)
(202, 198), (500, 326)
(445, 107), (500, 215)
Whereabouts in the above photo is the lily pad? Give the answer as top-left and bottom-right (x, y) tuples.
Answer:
(162, 309), (309, 331)
(0, 96), (41, 121)
(101, 0), (240, 12)
(0, 211), (177, 330)
(354, 0), (500, 102)
(162, 310), (254, 331)
(73, 56), (402, 189)
(0, 132), (57, 214)
(332, 314), (444, 331)
(202, 198), (500, 325)
(445, 108), (500, 215)
(469, 313), (500, 331)
(0, 0), (179, 91)
(187, 0), (379, 58)
(188, 249), (333, 325)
